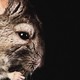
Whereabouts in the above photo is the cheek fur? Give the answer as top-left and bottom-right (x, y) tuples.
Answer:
(6, 43), (42, 72)
(0, 54), (10, 71)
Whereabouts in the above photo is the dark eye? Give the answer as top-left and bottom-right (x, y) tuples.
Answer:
(18, 32), (30, 40)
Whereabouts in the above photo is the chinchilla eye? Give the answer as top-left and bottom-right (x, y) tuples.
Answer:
(18, 32), (30, 40)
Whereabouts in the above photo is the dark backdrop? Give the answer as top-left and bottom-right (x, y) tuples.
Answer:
(29, 0), (75, 80)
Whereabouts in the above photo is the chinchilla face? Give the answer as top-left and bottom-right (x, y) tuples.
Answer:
(0, 0), (44, 75)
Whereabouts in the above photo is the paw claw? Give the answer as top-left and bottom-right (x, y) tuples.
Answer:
(7, 71), (25, 80)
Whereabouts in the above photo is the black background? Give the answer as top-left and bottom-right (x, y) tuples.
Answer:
(29, 0), (76, 80)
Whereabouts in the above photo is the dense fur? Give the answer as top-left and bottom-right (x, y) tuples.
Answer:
(0, 0), (44, 80)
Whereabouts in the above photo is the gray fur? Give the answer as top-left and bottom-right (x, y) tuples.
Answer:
(0, 0), (44, 80)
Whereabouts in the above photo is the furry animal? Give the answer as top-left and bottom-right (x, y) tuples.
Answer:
(0, 0), (44, 80)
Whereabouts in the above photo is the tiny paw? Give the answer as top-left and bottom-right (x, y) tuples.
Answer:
(7, 71), (25, 80)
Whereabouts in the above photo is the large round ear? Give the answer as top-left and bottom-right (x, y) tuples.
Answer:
(0, 0), (28, 15)
(0, 0), (9, 15)
(0, 0), (28, 26)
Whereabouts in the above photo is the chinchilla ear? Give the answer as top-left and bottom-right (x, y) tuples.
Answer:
(0, 0), (28, 16)
(0, 0), (9, 15)
(0, 0), (28, 26)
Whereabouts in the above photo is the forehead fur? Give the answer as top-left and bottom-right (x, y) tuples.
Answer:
(0, 0), (41, 30)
